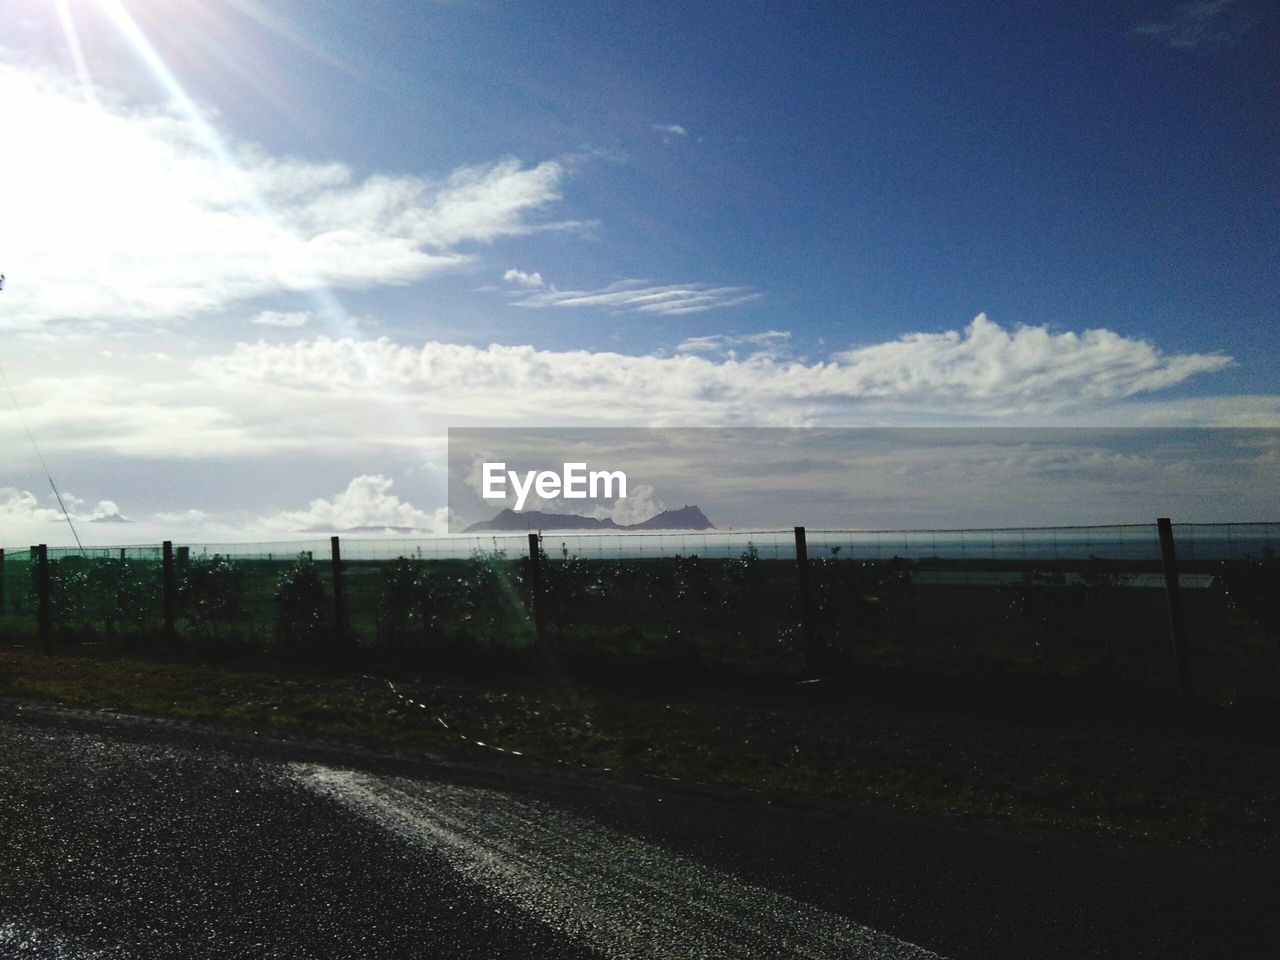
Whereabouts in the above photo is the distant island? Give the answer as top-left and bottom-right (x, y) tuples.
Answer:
(464, 505), (714, 533)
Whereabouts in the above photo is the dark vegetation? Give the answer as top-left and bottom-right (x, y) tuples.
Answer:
(2, 540), (1278, 705)
(2, 538), (1279, 850)
(3, 646), (1280, 853)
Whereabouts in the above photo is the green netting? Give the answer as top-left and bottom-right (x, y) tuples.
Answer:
(2, 523), (1277, 702)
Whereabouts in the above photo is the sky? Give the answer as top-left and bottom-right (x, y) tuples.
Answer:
(444, 428), (1280, 532)
(0, 0), (1276, 544)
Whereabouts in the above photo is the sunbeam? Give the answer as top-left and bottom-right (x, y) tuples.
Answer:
(52, 0), (98, 107)
(89, 0), (432, 453)
(95, 0), (244, 173)
(218, 0), (373, 85)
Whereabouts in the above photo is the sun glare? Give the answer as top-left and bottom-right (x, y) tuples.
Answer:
(29, 0), (426, 447)
(52, 0), (97, 106)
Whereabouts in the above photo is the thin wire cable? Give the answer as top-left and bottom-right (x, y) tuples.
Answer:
(0, 361), (86, 555)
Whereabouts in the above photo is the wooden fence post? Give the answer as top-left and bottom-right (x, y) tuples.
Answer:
(1156, 518), (1192, 702)
(527, 532), (547, 653)
(36, 544), (51, 653)
(162, 540), (177, 645)
(330, 535), (347, 649)
(795, 526), (820, 674)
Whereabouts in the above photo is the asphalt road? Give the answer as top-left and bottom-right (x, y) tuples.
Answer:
(1, 700), (1276, 959)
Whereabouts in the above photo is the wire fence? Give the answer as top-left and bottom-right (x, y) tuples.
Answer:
(2, 522), (1277, 704)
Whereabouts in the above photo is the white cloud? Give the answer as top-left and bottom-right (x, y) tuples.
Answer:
(0, 488), (66, 527)
(252, 310), (311, 328)
(588, 483), (666, 526)
(503, 268), (545, 288)
(0, 316), (1252, 470)
(268, 475), (450, 533)
(826, 314), (1231, 405)
(34, 490), (125, 521)
(1131, 0), (1254, 48)
(677, 330), (792, 359)
(154, 509), (210, 523)
(193, 315), (1232, 425)
(0, 373), (275, 457)
(511, 279), (763, 316)
(0, 63), (569, 330)
(0, 487), (125, 526)
(652, 124), (688, 137)
(87, 499), (125, 520)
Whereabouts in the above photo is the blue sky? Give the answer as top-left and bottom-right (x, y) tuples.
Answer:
(159, 0), (1277, 368)
(0, 0), (1276, 542)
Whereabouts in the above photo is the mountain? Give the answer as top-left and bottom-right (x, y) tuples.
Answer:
(464, 505), (714, 533)
(628, 506), (713, 530)
(464, 510), (612, 532)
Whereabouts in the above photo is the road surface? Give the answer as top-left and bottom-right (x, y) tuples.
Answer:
(0, 700), (1275, 958)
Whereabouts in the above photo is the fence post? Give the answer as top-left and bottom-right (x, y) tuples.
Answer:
(330, 535), (346, 649)
(795, 526), (820, 674)
(527, 532), (547, 653)
(36, 544), (51, 653)
(0, 548), (5, 620)
(162, 540), (177, 645)
(1156, 518), (1192, 702)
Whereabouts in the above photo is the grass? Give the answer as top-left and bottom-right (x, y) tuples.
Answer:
(2, 646), (1278, 853)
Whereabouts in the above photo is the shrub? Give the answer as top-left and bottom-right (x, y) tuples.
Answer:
(273, 555), (330, 652)
(1219, 548), (1280, 637)
(376, 557), (451, 655)
(180, 554), (246, 641)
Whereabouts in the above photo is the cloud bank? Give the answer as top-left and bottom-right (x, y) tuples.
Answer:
(195, 314), (1231, 424)
(268, 475), (449, 533)
(0, 488), (125, 527)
